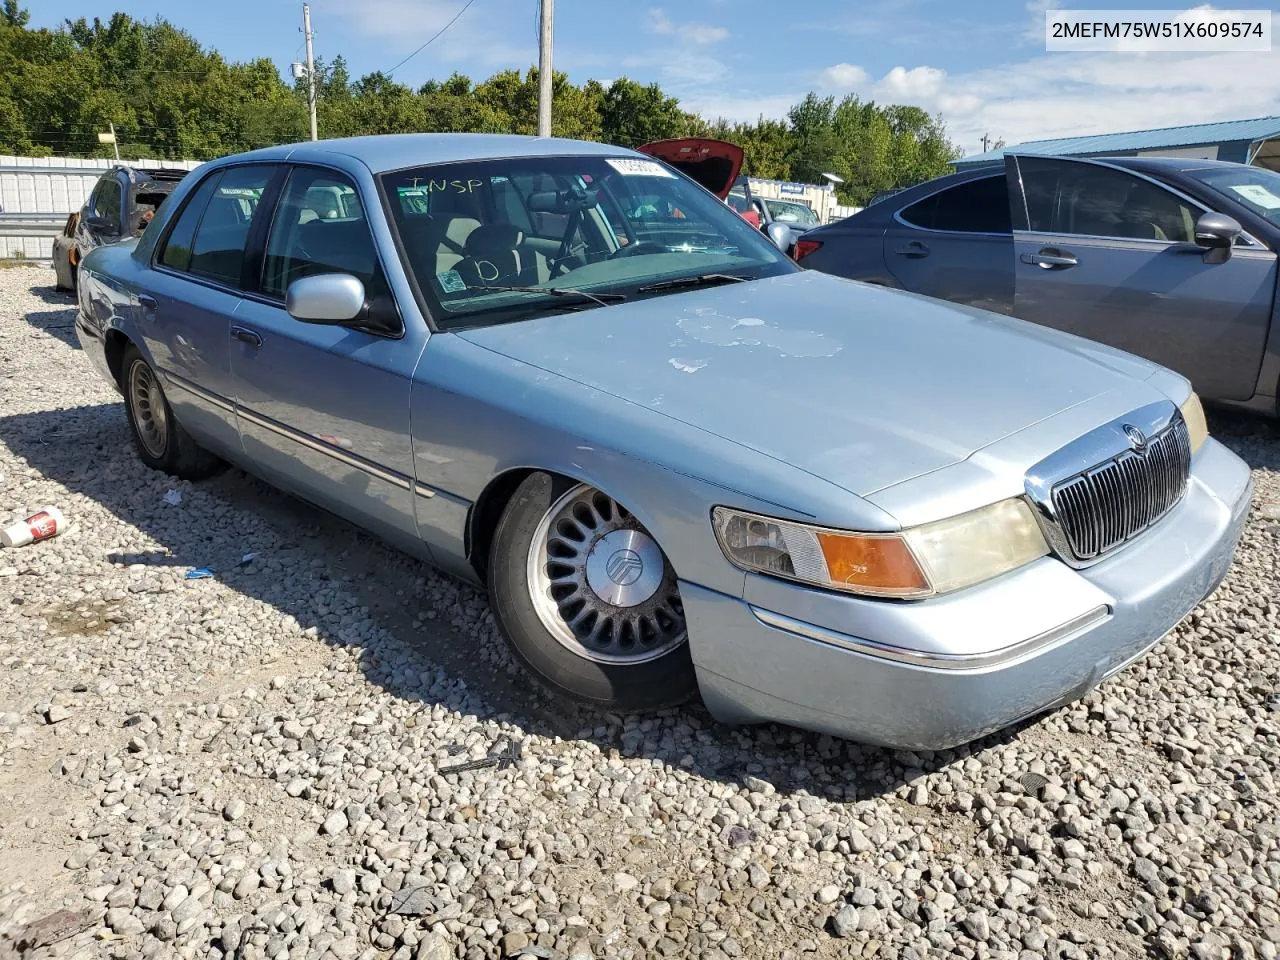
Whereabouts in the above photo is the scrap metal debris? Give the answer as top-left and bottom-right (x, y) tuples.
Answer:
(438, 739), (523, 775)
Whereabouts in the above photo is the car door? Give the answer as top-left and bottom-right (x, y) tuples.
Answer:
(881, 174), (1015, 314)
(228, 164), (426, 553)
(141, 164), (279, 460)
(79, 173), (124, 254)
(1006, 154), (1278, 401)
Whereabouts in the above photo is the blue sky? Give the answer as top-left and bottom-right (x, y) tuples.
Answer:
(33, 0), (1280, 154)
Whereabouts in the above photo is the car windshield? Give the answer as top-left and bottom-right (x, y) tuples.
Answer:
(1186, 165), (1280, 225)
(765, 199), (819, 226)
(379, 155), (796, 327)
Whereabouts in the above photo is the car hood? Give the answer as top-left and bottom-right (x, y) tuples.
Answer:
(636, 138), (744, 199)
(457, 272), (1161, 497)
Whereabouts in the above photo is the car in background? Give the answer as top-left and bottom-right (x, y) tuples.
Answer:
(796, 156), (1280, 415)
(762, 197), (820, 229)
(75, 133), (1250, 749)
(726, 181), (819, 252)
(635, 139), (810, 254)
(53, 165), (190, 291)
(52, 212), (80, 291)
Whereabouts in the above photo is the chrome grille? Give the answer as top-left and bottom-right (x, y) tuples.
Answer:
(1048, 419), (1191, 562)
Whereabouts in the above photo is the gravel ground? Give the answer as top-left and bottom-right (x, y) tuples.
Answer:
(0, 263), (1277, 960)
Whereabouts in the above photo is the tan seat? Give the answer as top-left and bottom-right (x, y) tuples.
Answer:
(398, 215), (483, 281)
(455, 224), (549, 287)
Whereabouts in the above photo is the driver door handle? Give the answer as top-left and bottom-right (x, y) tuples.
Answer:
(893, 240), (930, 258)
(137, 294), (158, 310)
(1021, 248), (1078, 269)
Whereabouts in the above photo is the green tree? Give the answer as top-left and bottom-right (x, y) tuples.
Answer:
(598, 78), (683, 148)
(0, 7), (960, 189)
(3, 0), (29, 28)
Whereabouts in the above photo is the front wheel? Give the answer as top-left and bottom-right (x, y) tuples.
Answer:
(121, 345), (223, 479)
(488, 474), (697, 711)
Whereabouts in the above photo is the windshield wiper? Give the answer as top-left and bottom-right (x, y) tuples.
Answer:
(636, 273), (748, 294)
(472, 285), (625, 309)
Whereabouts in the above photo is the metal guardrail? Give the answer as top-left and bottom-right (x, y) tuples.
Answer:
(0, 213), (65, 239)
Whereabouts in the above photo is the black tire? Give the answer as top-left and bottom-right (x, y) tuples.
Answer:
(488, 472), (697, 711)
(121, 345), (223, 479)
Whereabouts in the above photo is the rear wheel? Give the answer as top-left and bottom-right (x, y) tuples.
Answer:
(488, 473), (696, 710)
(122, 345), (222, 479)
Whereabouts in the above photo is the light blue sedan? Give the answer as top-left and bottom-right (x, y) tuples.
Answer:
(75, 134), (1253, 749)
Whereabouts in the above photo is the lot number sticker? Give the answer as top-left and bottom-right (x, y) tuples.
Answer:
(606, 158), (675, 178)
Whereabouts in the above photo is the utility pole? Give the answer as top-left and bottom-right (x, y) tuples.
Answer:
(109, 122), (120, 162)
(980, 133), (991, 152)
(303, 3), (318, 141)
(537, 0), (554, 137)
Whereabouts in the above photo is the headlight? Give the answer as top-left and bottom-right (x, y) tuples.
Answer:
(712, 499), (1050, 599)
(1180, 391), (1208, 455)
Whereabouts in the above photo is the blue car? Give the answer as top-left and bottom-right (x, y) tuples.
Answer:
(76, 134), (1251, 749)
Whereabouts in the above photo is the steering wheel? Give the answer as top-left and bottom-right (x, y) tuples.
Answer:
(609, 241), (667, 259)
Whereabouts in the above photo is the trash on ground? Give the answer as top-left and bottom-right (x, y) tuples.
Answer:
(8, 907), (96, 953)
(1, 505), (66, 548)
(185, 567), (215, 580)
(240, 552), (257, 565)
(439, 739), (523, 774)
(163, 489), (183, 506)
(1018, 771), (1049, 794)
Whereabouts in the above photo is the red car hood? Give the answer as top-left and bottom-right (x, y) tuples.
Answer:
(636, 138), (744, 199)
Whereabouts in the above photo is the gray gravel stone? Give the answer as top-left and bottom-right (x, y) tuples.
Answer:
(831, 904), (860, 938)
(1, 266), (1278, 960)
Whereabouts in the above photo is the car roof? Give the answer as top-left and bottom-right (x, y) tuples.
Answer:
(1102, 155), (1254, 175)
(222, 133), (641, 174)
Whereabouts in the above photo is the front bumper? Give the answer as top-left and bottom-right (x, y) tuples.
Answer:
(684, 437), (1253, 750)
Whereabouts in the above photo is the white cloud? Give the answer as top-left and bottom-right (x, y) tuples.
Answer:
(863, 45), (1280, 156)
(647, 8), (729, 45)
(819, 63), (869, 90)
(876, 65), (946, 99)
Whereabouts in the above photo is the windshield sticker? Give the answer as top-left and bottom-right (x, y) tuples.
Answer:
(1230, 184), (1280, 210)
(437, 270), (467, 294)
(606, 158), (676, 178)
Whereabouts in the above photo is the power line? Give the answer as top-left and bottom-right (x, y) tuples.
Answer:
(384, 0), (481, 77)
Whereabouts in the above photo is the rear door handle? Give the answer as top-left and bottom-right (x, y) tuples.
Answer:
(893, 240), (930, 258)
(137, 294), (157, 310)
(231, 325), (262, 348)
(1021, 249), (1078, 269)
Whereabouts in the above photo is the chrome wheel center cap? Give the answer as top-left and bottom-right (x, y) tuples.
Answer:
(585, 529), (663, 607)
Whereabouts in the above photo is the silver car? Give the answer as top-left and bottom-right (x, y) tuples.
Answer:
(75, 134), (1252, 749)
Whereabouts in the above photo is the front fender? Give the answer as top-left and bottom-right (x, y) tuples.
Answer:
(409, 334), (900, 597)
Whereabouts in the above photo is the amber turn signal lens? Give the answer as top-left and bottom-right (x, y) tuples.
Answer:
(815, 531), (930, 596)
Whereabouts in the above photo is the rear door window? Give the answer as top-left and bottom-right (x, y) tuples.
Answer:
(900, 176), (1011, 233)
(159, 173), (224, 272)
(186, 166), (274, 287)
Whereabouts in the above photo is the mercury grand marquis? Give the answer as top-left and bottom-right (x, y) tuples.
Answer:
(75, 134), (1253, 749)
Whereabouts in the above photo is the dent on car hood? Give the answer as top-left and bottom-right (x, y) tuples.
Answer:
(457, 272), (1159, 496)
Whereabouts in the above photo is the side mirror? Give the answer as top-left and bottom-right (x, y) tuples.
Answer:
(1193, 212), (1242, 263)
(765, 222), (794, 251)
(286, 273), (366, 324)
